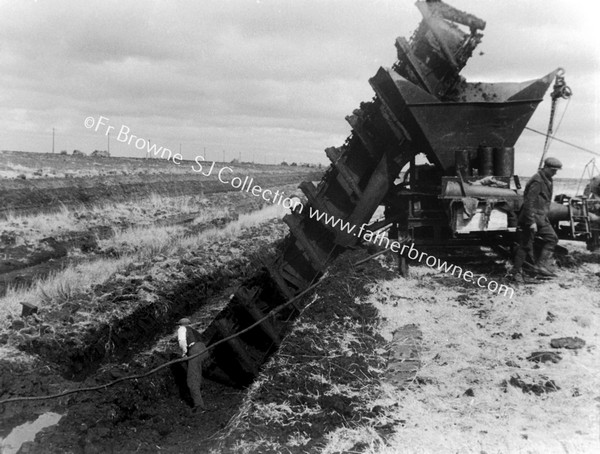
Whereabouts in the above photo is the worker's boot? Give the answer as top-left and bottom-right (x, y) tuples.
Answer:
(506, 269), (525, 284)
(532, 248), (557, 278)
(506, 260), (525, 283)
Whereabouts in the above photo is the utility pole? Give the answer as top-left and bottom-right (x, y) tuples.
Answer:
(107, 132), (110, 155)
(52, 128), (55, 153)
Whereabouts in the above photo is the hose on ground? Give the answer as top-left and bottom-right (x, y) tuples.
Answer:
(0, 277), (326, 406)
(0, 239), (392, 406)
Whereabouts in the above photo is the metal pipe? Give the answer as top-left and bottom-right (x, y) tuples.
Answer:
(548, 201), (600, 224)
(442, 180), (520, 199)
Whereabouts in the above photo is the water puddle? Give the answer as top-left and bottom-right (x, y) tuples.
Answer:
(0, 412), (63, 454)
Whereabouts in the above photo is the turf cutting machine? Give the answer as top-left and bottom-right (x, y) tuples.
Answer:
(201, 0), (600, 387)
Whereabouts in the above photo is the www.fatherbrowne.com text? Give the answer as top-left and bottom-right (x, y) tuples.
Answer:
(84, 115), (515, 298)
(300, 203), (515, 298)
(203, 167), (515, 299)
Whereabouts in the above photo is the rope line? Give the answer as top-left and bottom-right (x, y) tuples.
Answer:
(0, 277), (325, 406)
(525, 126), (600, 158)
(0, 157), (397, 405)
(0, 189), (394, 405)
(553, 96), (571, 138)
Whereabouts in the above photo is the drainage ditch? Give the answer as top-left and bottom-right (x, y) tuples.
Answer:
(18, 250), (278, 381)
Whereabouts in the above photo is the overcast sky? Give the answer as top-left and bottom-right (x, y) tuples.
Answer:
(1, 0), (598, 177)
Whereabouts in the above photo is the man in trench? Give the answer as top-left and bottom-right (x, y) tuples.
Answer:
(177, 318), (208, 411)
(510, 157), (563, 282)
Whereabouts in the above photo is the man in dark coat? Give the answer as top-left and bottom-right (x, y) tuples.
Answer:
(510, 157), (563, 281)
(177, 318), (208, 410)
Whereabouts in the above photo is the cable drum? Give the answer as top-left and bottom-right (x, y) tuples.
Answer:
(559, 85), (572, 99)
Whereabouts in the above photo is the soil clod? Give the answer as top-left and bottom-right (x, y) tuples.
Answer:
(503, 375), (560, 395)
(526, 351), (562, 363)
(550, 337), (586, 349)
(21, 302), (39, 317)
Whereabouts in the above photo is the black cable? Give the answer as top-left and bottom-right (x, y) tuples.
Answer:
(525, 127), (600, 158)
(0, 244), (392, 407)
(0, 278), (324, 406)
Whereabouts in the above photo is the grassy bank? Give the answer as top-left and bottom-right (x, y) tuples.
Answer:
(0, 203), (287, 323)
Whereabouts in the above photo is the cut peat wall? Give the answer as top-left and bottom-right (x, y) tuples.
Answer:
(22, 256), (261, 380)
(0, 171), (322, 218)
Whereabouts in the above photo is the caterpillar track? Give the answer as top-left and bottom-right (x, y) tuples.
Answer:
(201, 0), (573, 386)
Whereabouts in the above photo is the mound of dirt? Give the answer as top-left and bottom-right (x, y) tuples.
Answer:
(217, 249), (395, 453)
